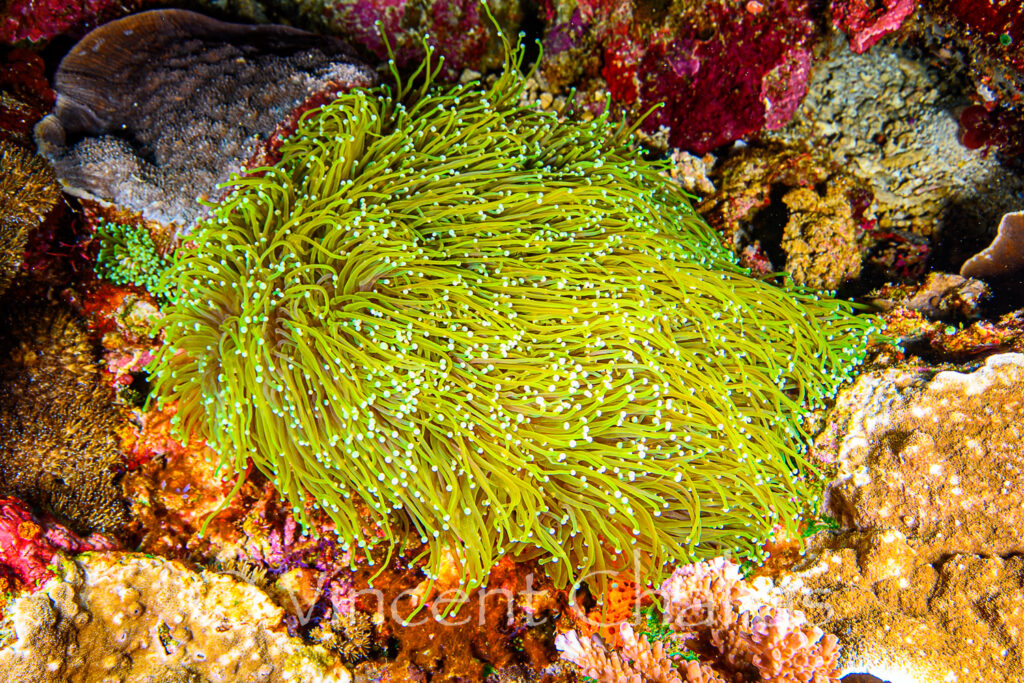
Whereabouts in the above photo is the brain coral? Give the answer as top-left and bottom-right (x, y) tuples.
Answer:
(150, 41), (874, 594)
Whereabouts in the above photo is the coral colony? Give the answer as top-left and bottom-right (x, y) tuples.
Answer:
(150, 36), (874, 597)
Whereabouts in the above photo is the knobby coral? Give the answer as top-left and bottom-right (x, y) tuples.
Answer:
(150, 37), (874, 596)
(0, 553), (352, 682)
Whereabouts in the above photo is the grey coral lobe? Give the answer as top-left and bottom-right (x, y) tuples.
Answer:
(35, 8), (378, 227)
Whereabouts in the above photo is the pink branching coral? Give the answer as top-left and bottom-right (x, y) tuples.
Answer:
(557, 558), (841, 682)
(556, 624), (688, 683)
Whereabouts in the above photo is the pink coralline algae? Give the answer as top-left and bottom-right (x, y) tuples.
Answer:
(831, 0), (916, 54)
(586, 0), (819, 154)
(0, 497), (115, 590)
(327, 0), (510, 79)
(0, 0), (136, 44)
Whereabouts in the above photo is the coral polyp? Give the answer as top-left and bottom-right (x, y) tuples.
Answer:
(150, 43), (873, 593)
(93, 221), (175, 301)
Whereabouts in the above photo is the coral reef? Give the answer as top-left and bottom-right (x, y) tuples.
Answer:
(881, 304), (1024, 360)
(927, 0), (1024, 90)
(777, 529), (1024, 680)
(868, 272), (989, 320)
(326, 0), (522, 79)
(699, 145), (867, 287)
(0, 304), (129, 534)
(0, 552), (353, 682)
(0, 0), (140, 44)
(0, 48), (54, 147)
(122, 409), (289, 559)
(0, 141), (59, 296)
(779, 176), (863, 290)
(557, 558), (841, 682)
(35, 9), (378, 227)
(310, 609), (375, 663)
(777, 351), (1024, 679)
(556, 623), (701, 682)
(815, 352), (1024, 559)
(765, 35), (1024, 253)
(348, 554), (562, 680)
(121, 424), (568, 680)
(6, 1), (1024, 680)
(150, 32), (875, 598)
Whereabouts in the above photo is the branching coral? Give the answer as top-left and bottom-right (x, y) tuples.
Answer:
(150, 37), (875, 595)
(557, 558), (840, 682)
(0, 304), (129, 534)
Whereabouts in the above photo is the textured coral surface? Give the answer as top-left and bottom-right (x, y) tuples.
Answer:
(0, 553), (353, 682)
(36, 9), (378, 226)
(820, 353), (1024, 560)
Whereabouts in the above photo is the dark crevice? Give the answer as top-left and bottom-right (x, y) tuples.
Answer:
(745, 183), (791, 270)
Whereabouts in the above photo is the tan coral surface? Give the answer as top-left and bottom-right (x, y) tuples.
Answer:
(776, 529), (1024, 681)
(779, 352), (1024, 681)
(0, 552), (352, 683)
(819, 352), (1024, 559)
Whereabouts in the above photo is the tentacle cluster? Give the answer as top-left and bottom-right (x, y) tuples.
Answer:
(151, 41), (874, 594)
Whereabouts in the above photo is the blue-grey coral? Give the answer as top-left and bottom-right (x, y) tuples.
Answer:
(150, 40), (874, 594)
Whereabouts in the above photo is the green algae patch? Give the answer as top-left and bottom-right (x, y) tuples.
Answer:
(150, 41), (874, 595)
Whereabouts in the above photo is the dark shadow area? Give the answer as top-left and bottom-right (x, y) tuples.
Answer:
(744, 183), (790, 270)
(518, 0), (546, 71)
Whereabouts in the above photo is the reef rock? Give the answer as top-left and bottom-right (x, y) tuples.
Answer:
(35, 9), (378, 228)
(0, 552), (352, 683)
(539, 0), (819, 154)
(779, 175), (863, 289)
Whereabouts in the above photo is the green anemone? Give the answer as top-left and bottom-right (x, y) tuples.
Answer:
(94, 220), (175, 301)
(150, 40), (873, 595)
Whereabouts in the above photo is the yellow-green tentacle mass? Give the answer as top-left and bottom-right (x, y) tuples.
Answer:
(150, 41), (873, 594)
